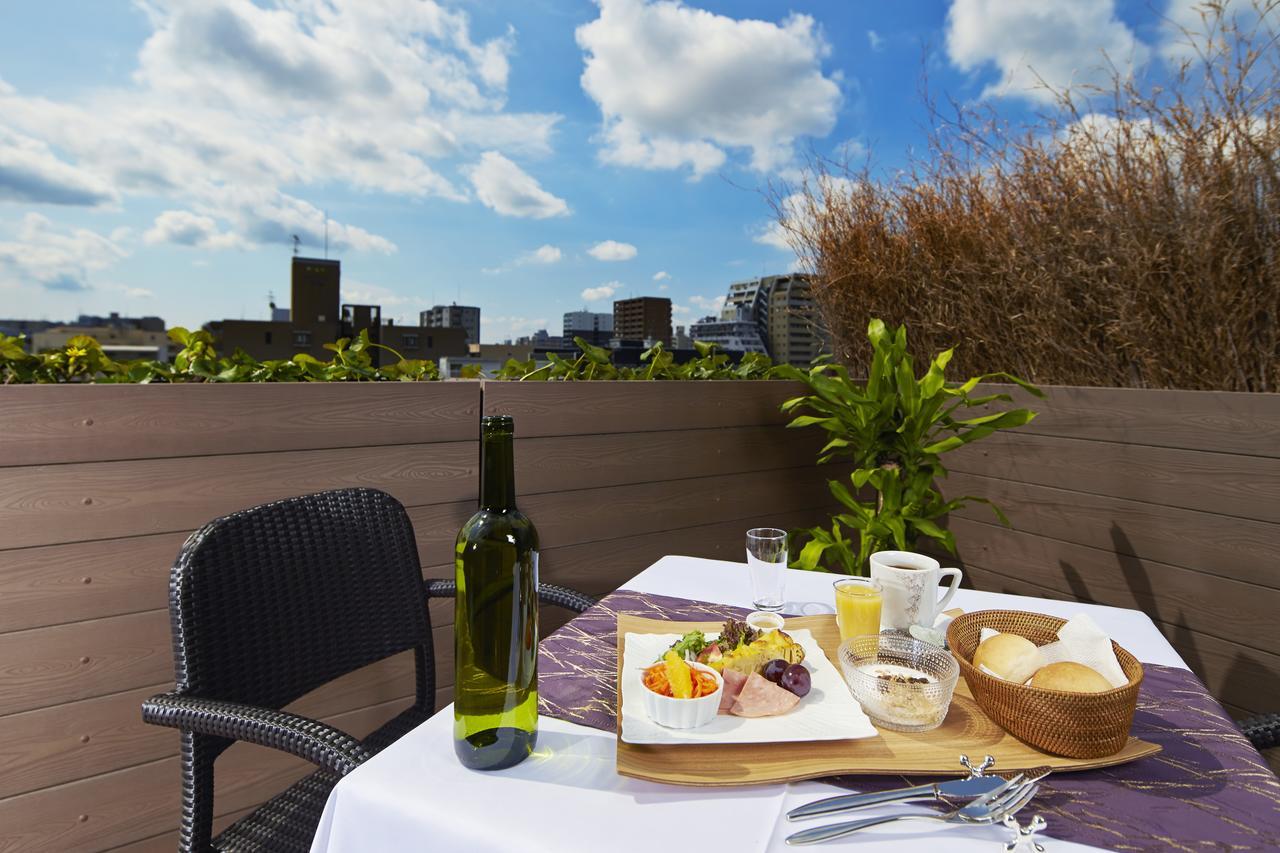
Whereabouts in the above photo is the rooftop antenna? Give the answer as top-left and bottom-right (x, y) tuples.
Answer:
(291, 235), (300, 256)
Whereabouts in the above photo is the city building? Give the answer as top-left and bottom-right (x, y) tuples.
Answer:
(723, 279), (771, 347)
(0, 318), (60, 349)
(440, 344), (534, 378)
(75, 312), (166, 332)
(673, 325), (692, 349)
(421, 304), (480, 347)
(32, 320), (171, 361)
(612, 297), (671, 346)
(562, 310), (613, 347)
(766, 274), (828, 366)
(688, 304), (768, 354)
(515, 329), (565, 350)
(208, 257), (467, 364)
(685, 274), (827, 365)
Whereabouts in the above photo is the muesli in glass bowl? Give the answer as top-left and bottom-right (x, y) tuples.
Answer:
(838, 634), (959, 732)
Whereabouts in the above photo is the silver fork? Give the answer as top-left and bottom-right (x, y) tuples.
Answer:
(785, 777), (1039, 846)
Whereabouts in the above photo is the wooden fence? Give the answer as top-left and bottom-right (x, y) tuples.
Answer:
(944, 385), (1280, 722)
(0, 381), (835, 852)
(0, 380), (1275, 850)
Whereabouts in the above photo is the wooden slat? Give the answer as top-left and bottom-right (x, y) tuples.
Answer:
(3, 681), (455, 850)
(0, 443), (477, 550)
(946, 517), (1280, 654)
(948, 432), (1280, 523)
(105, 805), (257, 853)
(514, 425), (822, 496)
(538, 505), (839, 597)
(945, 471), (1279, 586)
(0, 383), (481, 466)
(0, 696), (416, 853)
(982, 383), (1280, 456)
(0, 609), (454, 718)
(963, 565), (1280, 715)
(0, 503), (472, 634)
(0, 607), (453, 801)
(482, 380), (806, 436)
(522, 465), (840, 552)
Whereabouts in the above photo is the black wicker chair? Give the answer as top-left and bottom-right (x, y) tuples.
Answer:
(1239, 714), (1280, 755)
(142, 487), (597, 853)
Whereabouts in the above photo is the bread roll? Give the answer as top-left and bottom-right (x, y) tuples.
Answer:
(973, 633), (1043, 684)
(1030, 661), (1112, 693)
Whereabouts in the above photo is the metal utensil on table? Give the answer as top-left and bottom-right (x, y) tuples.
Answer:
(787, 774), (1012, 821)
(784, 777), (1040, 846)
(787, 755), (1051, 822)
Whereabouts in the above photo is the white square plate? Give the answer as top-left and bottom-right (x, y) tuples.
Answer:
(619, 628), (879, 745)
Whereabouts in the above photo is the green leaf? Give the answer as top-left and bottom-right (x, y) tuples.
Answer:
(795, 538), (830, 570)
(921, 435), (966, 454)
(919, 348), (952, 400)
(828, 478), (860, 510)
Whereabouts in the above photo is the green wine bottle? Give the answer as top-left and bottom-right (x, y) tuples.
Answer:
(453, 415), (539, 770)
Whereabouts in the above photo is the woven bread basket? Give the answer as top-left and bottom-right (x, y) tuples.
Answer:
(946, 610), (1143, 758)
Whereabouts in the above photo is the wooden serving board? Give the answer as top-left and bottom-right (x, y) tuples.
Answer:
(616, 614), (1160, 786)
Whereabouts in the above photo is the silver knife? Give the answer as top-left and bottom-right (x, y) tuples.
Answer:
(786, 775), (1012, 821)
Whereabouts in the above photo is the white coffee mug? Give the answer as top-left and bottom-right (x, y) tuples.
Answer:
(869, 550), (963, 630)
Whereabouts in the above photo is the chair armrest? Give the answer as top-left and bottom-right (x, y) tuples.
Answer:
(1238, 713), (1280, 752)
(142, 692), (371, 775)
(426, 579), (597, 614)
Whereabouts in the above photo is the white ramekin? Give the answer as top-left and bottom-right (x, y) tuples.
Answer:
(641, 660), (724, 729)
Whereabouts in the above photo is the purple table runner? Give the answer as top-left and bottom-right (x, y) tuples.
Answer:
(538, 589), (1280, 852)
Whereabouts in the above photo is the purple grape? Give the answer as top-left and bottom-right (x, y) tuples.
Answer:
(762, 659), (789, 683)
(780, 664), (811, 697)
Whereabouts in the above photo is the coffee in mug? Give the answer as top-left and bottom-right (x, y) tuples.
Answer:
(869, 550), (963, 630)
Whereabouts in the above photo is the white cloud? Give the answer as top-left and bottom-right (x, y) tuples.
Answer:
(342, 279), (415, 311)
(1160, 0), (1269, 62)
(0, 213), (127, 292)
(756, 175), (855, 251)
(0, 126), (118, 207)
(581, 281), (622, 301)
(688, 293), (726, 313)
(652, 270), (671, 281)
(575, 0), (842, 177)
(0, 0), (565, 257)
(144, 210), (243, 250)
(486, 314), (550, 342)
(124, 286), (154, 298)
(945, 0), (1149, 103)
(481, 243), (563, 274)
(867, 30), (884, 51)
(464, 151), (570, 219)
(530, 244), (563, 264)
(587, 239), (637, 261)
(658, 283), (669, 291)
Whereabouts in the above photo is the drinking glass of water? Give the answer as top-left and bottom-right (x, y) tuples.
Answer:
(746, 528), (788, 612)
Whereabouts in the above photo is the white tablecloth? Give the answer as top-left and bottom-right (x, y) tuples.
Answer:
(311, 556), (1188, 853)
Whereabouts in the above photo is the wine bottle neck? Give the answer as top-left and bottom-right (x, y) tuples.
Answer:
(480, 425), (516, 511)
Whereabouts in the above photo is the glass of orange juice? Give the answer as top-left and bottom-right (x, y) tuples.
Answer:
(834, 578), (883, 641)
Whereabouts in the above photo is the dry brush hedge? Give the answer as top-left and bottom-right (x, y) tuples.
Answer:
(775, 2), (1279, 393)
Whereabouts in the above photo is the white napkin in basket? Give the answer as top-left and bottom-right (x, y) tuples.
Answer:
(978, 614), (1127, 688)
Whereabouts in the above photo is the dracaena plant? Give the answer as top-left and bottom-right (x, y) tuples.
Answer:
(776, 319), (1043, 574)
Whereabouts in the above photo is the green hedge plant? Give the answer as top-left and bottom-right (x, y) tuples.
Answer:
(776, 319), (1042, 574)
(0, 327), (440, 383)
(1, 329), (781, 383)
(488, 339), (778, 381)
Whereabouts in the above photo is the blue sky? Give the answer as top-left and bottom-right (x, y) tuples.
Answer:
(0, 0), (1226, 342)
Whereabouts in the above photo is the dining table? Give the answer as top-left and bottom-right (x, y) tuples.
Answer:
(309, 555), (1279, 852)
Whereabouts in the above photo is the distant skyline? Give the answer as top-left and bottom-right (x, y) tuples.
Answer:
(0, 0), (1234, 343)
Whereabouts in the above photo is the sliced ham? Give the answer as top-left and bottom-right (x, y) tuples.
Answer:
(718, 667), (749, 712)
(730, 672), (801, 718)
